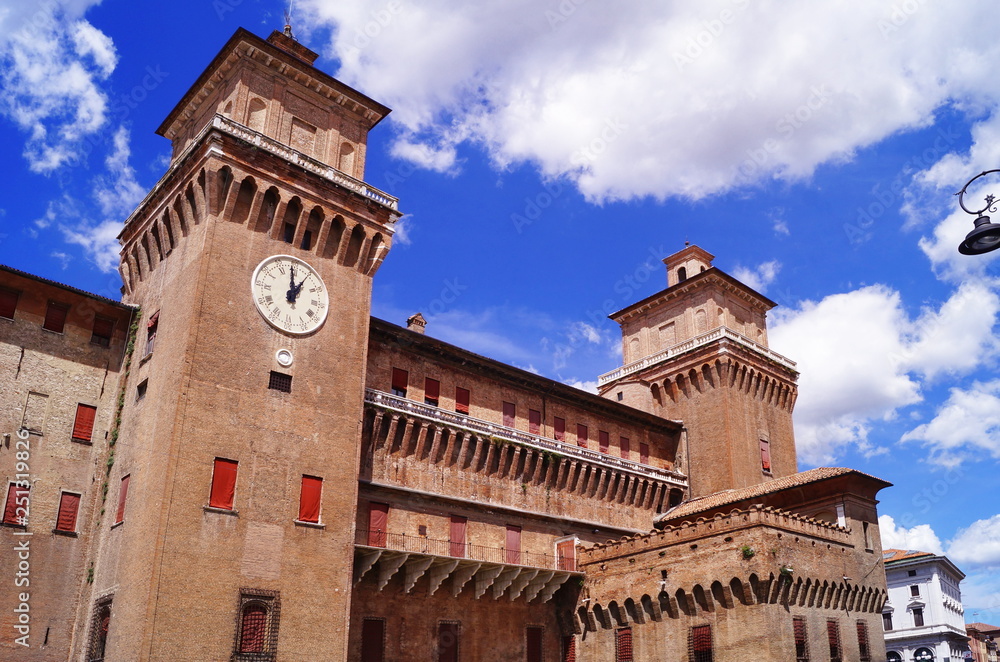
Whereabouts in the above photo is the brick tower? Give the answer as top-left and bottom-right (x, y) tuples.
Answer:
(78, 29), (399, 661)
(598, 245), (799, 498)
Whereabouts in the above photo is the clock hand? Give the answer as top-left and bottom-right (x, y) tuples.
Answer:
(286, 265), (297, 303)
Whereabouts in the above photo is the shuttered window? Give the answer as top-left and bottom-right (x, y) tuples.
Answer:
(361, 619), (385, 662)
(528, 409), (541, 435)
(298, 475), (322, 523)
(556, 539), (576, 571)
(368, 502), (389, 547)
(91, 316), (115, 347)
(620, 437), (630, 459)
(639, 443), (650, 464)
(794, 617), (809, 661)
(391, 368), (408, 397)
(114, 475), (129, 524)
(0, 289), (19, 319)
(506, 525), (521, 564)
(856, 621), (870, 662)
(599, 430), (610, 453)
(760, 439), (772, 472)
(43, 301), (69, 332)
(4, 483), (28, 526)
(503, 401), (516, 427)
(576, 424), (588, 448)
(562, 635), (576, 662)
(450, 516), (467, 558)
(615, 627), (633, 662)
(72, 404), (97, 443)
(425, 378), (440, 406)
(691, 624), (713, 662)
(526, 626), (543, 662)
(455, 387), (470, 414)
(554, 417), (565, 441)
(209, 459), (238, 510)
(56, 492), (81, 533)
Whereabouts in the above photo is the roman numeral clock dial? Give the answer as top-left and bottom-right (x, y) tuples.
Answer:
(251, 255), (329, 335)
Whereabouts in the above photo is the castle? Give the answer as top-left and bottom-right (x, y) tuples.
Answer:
(0, 28), (891, 661)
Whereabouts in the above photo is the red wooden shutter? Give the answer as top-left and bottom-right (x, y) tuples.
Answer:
(827, 620), (841, 661)
(639, 443), (650, 464)
(554, 417), (565, 441)
(562, 635), (576, 662)
(72, 404), (97, 442)
(425, 378), (440, 406)
(209, 459), (238, 510)
(450, 516), (467, 557)
(92, 316), (115, 346)
(620, 436), (630, 459)
(4, 483), (26, 525)
(438, 622), (459, 662)
(115, 475), (130, 523)
(556, 539), (576, 571)
(455, 387), (470, 414)
(599, 430), (609, 453)
(526, 627), (543, 662)
(0, 289), (18, 318)
(361, 619), (385, 662)
(760, 439), (772, 471)
(794, 617), (808, 660)
(692, 624), (712, 660)
(298, 475), (322, 523)
(576, 424), (588, 448)
(506, 525), (521, 564)
(43, 302), (69, 332)
(368, 502), (389, 547)
(528, 409), (541, 435)
(502, 401), (515, 427)
(615, 627), (633, 662)
(391, 368), (408, 396)
(856, 621), (871, 662)
(56, 492), (81, 532)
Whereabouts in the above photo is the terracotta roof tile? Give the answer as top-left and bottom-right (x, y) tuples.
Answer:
(882, 548), (936, 563)
(966, 622), (1000, 632)
(656, 467), (890, 524)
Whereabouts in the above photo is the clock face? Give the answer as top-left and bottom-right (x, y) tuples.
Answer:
(251, 255), (329, 335)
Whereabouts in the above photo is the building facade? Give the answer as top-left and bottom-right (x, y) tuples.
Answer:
(967, 623), (999, 662)
(1, 27), (892, 661)
(882, 549), (971, 661)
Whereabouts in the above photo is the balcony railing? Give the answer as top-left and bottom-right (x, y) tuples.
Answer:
(365, 388), (687, 486)
(357, 529), (575, 571)
(598, 326), (797, 386)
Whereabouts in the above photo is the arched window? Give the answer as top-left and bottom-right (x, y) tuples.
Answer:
(239, 603), (268, 653)
(913, 648), (934, 661)
(677, 266), (687, 282)
(247, 98), (267, 132)
(886, 652), (902, 662)
(233, 590), (279, 661)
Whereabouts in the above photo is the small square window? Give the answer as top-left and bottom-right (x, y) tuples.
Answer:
(617, 391), (623, 401)
(91, 316), (115, 347)
(43, 301), (70, 333)
(268, 371), (292, 393)
(136, 379), (148, 401)
(907, 570), (917, 577)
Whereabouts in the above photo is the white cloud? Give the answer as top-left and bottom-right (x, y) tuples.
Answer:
(93, 126), (145, 216)
(564, 379), (598, 394)
(947, 514), (1000, 567)
(61, 219), (122, 273)
(879, 515), (944, 555)
(301, 0), (1000, 203)
(769, 283), (1000, 465)
(732, 260), (780, 294)
(901, 380), (1000, 466)
(0, 1), (116, 172)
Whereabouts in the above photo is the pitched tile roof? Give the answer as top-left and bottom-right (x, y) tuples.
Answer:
(655, 467), (891, 524)
(882, 548), (935, 563)
(966, 622), (1000, 632)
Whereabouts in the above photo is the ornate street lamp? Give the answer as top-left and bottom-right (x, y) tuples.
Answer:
(956, 170), (1000, 254)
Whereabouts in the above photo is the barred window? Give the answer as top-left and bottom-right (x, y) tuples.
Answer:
(268, 371), (292, 393)
(233, 590), (280, 661)
(87, 596), (113, 662)
(856, 621), (871, 662)
(690, 624), (713, 662)
(793, 617), (809, 661)
(562, 635), (576, 662)
(616, 627), (633, 662)
(826, 620), (842, 662)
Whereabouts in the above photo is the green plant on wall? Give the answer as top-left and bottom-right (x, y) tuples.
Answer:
(740, 544), (756, 559)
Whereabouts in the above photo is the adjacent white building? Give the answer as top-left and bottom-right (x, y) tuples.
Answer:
(882, 549), (971, 662)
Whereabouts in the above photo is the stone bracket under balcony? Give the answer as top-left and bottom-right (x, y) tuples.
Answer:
(354, 545), (580, 603)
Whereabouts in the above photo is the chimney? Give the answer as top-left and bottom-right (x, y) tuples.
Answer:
(406, 313), (426, 334)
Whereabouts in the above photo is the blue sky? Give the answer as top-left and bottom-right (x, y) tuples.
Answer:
(1, 0), (998, 620)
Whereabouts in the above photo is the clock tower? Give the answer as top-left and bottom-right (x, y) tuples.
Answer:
(80, 28), (399, 661)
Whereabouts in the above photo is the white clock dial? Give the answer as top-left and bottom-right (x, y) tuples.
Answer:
(251, 255), (329, 335)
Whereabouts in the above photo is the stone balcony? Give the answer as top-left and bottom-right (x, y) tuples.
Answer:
(598, 326), (797, 387)
(354, 529), (581, 602)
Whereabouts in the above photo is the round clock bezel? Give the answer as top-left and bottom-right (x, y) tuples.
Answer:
(251, 254), (329, 336)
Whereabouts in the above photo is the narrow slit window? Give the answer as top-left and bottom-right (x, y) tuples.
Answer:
(760, 439), (772, 472)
